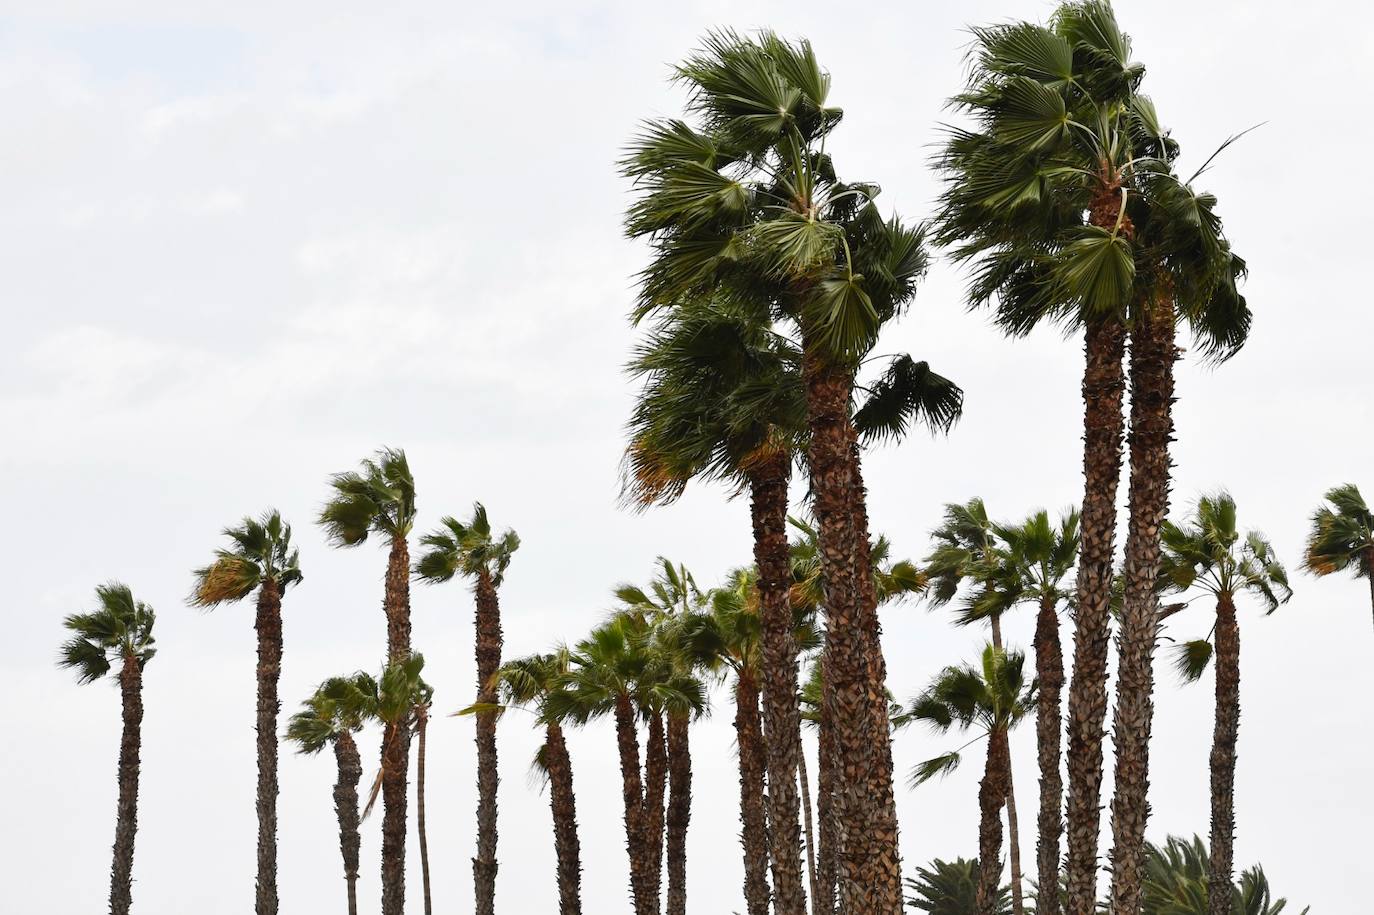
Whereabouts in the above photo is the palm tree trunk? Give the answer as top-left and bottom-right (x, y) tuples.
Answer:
(644, 711), (667, 912)
(1109, 295), (1177, 915)
(254, 580), (283, 915)
(1063, 318), (1128, 914)
(545, 721), (583, 915)
(1032, 593), (1065, 915)
(385, 536), (412, 662)
(977, 728), (1012, 915)
(797, 739), (820, 912)
(1366, 547), (1374, 631)
(666, 712), (692, 915)
(815, 705), (837, 915)
(380, 720), (409, 915)
(799, 345), (903, 915)
(749, 458), (808, 915)
(1207, 595), (1241, 915)
(988, 617), (1024, 915)
(417, 708), (433, 915)
(614, 694), (655, 915)
(333, 732), (363, 915)
(735, 673), (772, 915)
(473, 571), (503, 915)
(110, 658), (144, 915)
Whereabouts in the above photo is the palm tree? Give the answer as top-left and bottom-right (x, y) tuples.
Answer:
(58, 583), (157, 915)
(326, 654), (431, 915)
(625, 300), (958, 915)
(285, 679), (367, 915)
(623, 33), (949, 910)
(415, 503), (520, 915)
(905, 857), (1010, 915)
(190, 510), (302, 915)
(1303, 483), (1374, 630)
(935, 7), (1251, 908)
(906, 646), (1035, 915)
(1156, 494), (1291, 915)
(478, 650), (584, 915)
(1140, 836), (1309, 915)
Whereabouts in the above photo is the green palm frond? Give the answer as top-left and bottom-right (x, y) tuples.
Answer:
(1304, 483), (1373, 580)
(415, 503), (520, 586)
(319, 447), (417, 545)
(58, 582), (157, 683)
(190, 509), (301, 607)
(905, 856), (1010, 914)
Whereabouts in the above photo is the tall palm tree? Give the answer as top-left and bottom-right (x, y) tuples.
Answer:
(624, 33), (949, 911)
(190, 510), (302, 915)
(285, 679), (367, 915)
(1157, 494), (1291, 915)
(935, 7), (1250, 908)
(415, 503), (520, 915)
(1303, 483), (1374, 630)
(478, 650), (584, 915)
(326, 654), (431, 915)
(906, 646), (1035, 915)
(58, 583), (157, 915)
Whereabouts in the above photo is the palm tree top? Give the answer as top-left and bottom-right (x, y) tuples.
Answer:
(1303, 483), (1373, 579)
(1160, 492), (1292, 612)
(415, 502), (520, 586)
(613, 556), (703, 620)
(285, 679), (366, 755)
(319, 447), (417, 546)
(58, 582), (157, 684)
(190, 509), (302, 608)
(325, 654), (432, 728)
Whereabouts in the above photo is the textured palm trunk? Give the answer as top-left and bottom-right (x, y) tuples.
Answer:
(254, 580), (283, 915)
(380, 720), (409, 915)
(988, 617), (1024, 915)
(1032, 593), (1065, 915)
(644, 711), (668, 912)
(815, 705), (837, 915)
(1207, 595), (1241, 915)
(977, 728), (1012, 915)
(665, 712), (691, 915)
(333, 732), (363, 915)
(735, 673), (772, 915)
(385, 536), (412, 662)
(748, 458), (808, 915)
(473, 571), (503, 915)
(1108, 296), (1177, 915)
(799, 345), (903, 915)
(1063, 317), (1128, 913)
(545, 721), (583, 915)
(417, 708), (433, 915)
(110, 658), (143, 915)
(1366, 547), (1374, 631)
(614, 694), (656, 915)
(797, 740), (820, 910)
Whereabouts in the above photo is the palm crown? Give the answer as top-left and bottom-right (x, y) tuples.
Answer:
(415, 503), (520, 586)
(787, 515), (925, 613)
(59, 583), (157, 683)
(1303, 484), (1374, 580)
(285, 680), (366, 755)
(319, 447), (417, 546)
(190, 509), (302, 607)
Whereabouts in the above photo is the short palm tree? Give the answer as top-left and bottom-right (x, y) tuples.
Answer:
(285, 679), (366, 915)
(58, 583), (157, 915)
(415, 503), (519, 915)
(905, 857), (1010, 915)
(1303, 483), (1374, 630)
(1140, 836), (1309, 915)
(190, 509), (302, 915)
(906, 646), (1035, 915)
(1157, 494), (1291, 915)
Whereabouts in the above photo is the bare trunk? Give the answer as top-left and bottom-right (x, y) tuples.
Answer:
(1367, 547), (1374, 632)
(614, 694), (656, 915)
(333, 732), (363, 915)
(644, 711), (667, 912)
(977, 728), (1012, 915)
(988, 617), (1024, 915)
(417, 709), (433, 915)
(1109, 295), (1177, 915)
(110, 658), (143, 915)
(1033, 593), (1065, 915)
(666, 713), (691, 915)
(736, 674), (772, 915)
(800, 345), (903, 915)
(798, 738), (820, 912)
(254, 580), (283, 915)
(545, 721), (583, 915)
(473, 571), (503, 915)
(1207, 596), (1241, 915)
(815, 704), (837, 915)
(749, 458), (808, 915)
(1063, 318), (1128, 913)
(380, 720), (409, 915)
(385, 536), (412, 663)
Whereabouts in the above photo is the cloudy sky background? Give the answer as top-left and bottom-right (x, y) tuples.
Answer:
(3, 1), (1369, 912)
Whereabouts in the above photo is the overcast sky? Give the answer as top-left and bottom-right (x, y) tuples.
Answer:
(3, 1), (1370, 912)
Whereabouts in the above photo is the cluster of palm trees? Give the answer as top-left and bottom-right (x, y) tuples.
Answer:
(54, 3), (1374, 915)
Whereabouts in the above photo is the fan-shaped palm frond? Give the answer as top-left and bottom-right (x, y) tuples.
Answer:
(191, 509), (302, 607)
(414, 502), (520, 586)
(319, 447), (417, 545)
(59, 583), (157, 683)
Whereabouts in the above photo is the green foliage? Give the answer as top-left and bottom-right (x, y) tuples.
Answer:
(319, 447), (417, 546)
(415, 503), (520, 586)
(1304, 483), (1373, 580)
(905, 856), (1010, 914)
(190, 509), (302, 607)
(285, 678), (366, 754)
(58, 582), (157, 683)
(1139, 835), (1308, 914)
(788, 515), (926, 618)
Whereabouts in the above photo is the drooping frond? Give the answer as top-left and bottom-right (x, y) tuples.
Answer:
(58, 582), (157, 683)
(415, 503), (520, 586)
(319, 447), (417, 545)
